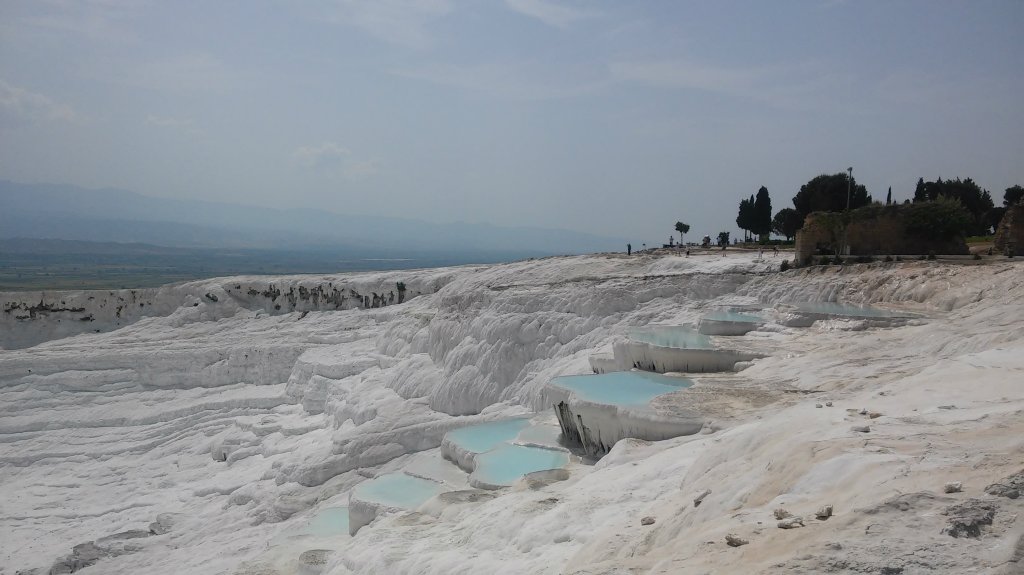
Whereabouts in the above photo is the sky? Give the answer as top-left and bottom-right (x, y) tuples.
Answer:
(1, 0), (1022, 246)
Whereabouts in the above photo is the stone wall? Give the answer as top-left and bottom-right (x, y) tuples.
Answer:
(795, 207), (968, 265)
(793, 223), (825, 266)
(994, 205), (1024, 256)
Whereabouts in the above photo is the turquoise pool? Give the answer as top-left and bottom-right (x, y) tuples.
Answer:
(352, 473), (447, 510)
(271, 506), (349, 545)
(303, 506), (349, 537)
(550, 371), (693, 407)
(514, 423), (562, 447)
(472, 444), (569, 487)
(444, 418), (532, 453)
(794, 302), (906, 318)
(703, 310), (763, 323)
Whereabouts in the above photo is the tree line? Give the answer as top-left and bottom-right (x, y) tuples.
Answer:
(726, 174), (1022, 242)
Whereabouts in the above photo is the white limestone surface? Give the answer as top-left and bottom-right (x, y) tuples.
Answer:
(1, 252), (1022, 575)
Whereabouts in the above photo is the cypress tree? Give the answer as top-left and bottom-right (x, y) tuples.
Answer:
(753, 186), (772, 239)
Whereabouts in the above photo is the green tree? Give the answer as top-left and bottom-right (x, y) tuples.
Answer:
(674, 221), (691, 244)
(987, 207), (1007, 232)
(914, 178), (926, 201)
(1005, 185), (1024, 207)
(792, 173), (871, 227)
(903, 196), (973, 240)
(736, 195), (755, 241)
(752, 186), (772, 240)
(886, 187), (892, 205)
(717, 231), (730, 246)
(912, 177), (995, 235)
(771, 208), (802, 241)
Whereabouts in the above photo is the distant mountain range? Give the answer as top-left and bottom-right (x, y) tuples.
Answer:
(0, 236), (528, 291)
(0, 180), (625, 258)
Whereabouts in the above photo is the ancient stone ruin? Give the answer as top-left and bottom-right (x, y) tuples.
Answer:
(994, 205), (1023, 256)
(794, 205), (968, 265)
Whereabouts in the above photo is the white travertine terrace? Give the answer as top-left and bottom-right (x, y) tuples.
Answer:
(2, 253), (1022, 575)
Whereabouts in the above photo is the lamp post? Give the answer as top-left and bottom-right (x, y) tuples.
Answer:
(844, 166), (853, 256)
(846, 166), (853, 211)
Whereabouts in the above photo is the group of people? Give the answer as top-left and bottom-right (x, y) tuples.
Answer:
(626, 243), (781, 258)
(626, 243), (691, 257)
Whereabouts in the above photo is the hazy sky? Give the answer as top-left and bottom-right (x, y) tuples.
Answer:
(2, 1), (1022, 245)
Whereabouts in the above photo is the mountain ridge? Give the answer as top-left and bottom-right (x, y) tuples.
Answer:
(0, 180), (625, 254)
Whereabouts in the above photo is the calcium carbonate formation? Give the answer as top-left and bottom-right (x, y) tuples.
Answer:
(2, 253), (1022, 575)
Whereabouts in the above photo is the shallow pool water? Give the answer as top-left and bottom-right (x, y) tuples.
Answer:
(629, 326), (712, 349)
(793, 302), (906, 318)
(514, 423), (562, 448)
(304, 507), (349, 537)
(472, 444), (569, 487)
(352, 473), (447, 510)
(270, 506), (349, 545)
(550, 371), (693, 407)
(444, 418), (532, 453)
(703, 310), (763, 323)
(403, 452), (469, 486)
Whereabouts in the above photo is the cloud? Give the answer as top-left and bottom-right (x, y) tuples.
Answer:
(145, 114), (202, 135)
(393, 61), (605, 100)
(292, 142), (350, 168)
(609, 60), (771, 93)
(124, 53), (228, 94)
(145, 114), (191, 128)
(0, 80), (80, 123)
(318, 0), (454, 49)
(291, 142), (378, 178)
(341, 158), (380, 178)
(609, 58), (857, 112)
(504, 0), (597, 29)
(2, 0), (147, 44)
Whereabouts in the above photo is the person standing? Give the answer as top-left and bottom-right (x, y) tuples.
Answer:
(627, 243), (632, 255)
